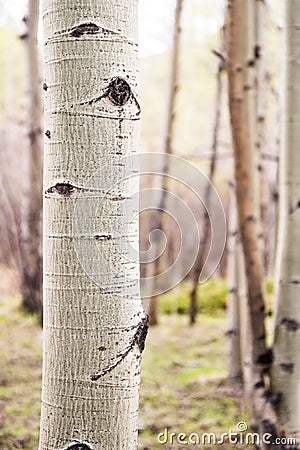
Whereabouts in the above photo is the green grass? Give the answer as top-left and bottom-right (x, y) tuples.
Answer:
(0, 281), (250, 450)
(159, 278), (228, 316)
(0, 295), (42, 450)
(139, 314), (248, 449)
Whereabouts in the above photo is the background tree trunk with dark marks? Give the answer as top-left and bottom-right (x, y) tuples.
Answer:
(226, 181), (242, 384)
(147, 0), (184, 326)
(189, 27), (225, 325)
(19, 0), (43, 318)
(271, 0), (300, 441)
(226, 0), (291, 445)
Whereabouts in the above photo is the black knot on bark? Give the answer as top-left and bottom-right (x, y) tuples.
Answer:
(281, 317), (300, 332)
(255, 347), (273, 366)
(108, 77), (132, 106)
(65, 444), (92, 450)
(46, 183), (76, 196)
(280, 362), (294, 374)
(70, 22), (99, 37)
(135, 314), (149, 353)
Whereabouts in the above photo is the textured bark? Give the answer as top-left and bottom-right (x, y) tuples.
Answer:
(255, 0), (268, 276)
(20, 0), (43, 316)
(241, 0), (264, 267)
(227, 0), (266, 378)
(39, 1), (147, 449)
(148, 0), (183, 326)
(236, 236), (252, 395)
(272, 0), (300, 442)
(226, 181), (242, 383)
(189, 32), (225, 325)
(227, 1), (287, 443)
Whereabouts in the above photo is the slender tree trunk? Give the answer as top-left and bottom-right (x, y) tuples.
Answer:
(226, 181), (242, 383)
(227, 1), (286, 442)
(189, 33), (225, 325)
(20, 0), (43, 317)
(241, 0), (265, 266)
(271, 1), (300, 441)
(148, 0), (183, 326)
(39, 1), (147, 449)
(236, 236), (252, 396)
(255, 0), (268, 275)
(227, 0), (266, 380)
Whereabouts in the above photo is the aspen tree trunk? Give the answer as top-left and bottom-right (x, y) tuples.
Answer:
(40, 1), (147, 449)
(242, 0), (264, 263)
(231, 0), (263, 396)
(255, 0), (268, 275)
(236, 238), (253, 395)
(226, 181), (242, 383)
(227, 1), (285, 442)
(227, 0), (266, 386)
(189, 35), (225, 325)
(148, 0), (183, 326)
(20, 0), (43, 316)
(272, 1), (300, 441)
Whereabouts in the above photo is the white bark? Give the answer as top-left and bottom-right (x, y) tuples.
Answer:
(40, 1), (146, 449)
(255, 0), (268, 275)
(272, 0), (300, 441)
(236, 240), (252, 396)
(226, 182), (242, 382)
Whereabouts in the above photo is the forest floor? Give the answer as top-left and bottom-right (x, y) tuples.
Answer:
(0, 272), (252, 450)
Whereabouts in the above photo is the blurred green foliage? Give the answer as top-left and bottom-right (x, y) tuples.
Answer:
(159, 278), (228, 316)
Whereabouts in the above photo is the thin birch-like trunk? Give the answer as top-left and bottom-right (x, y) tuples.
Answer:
(228, 0), (266, 378)
(255, 0), (269, 276)
(227, 0), (285, 442)
(189, 33), (225, 325)
(226, 181), (242, 383)
(148, 0), (183, 326)
(272, 1), (300, 441)
(236, 237), (252, 396)
(40, 1), (147, 449)
(19, 0), (43, 316)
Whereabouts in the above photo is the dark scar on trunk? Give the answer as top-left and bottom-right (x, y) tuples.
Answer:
(70, 22), (99, 37)
(280, 362), (294, 374)
(281, 318), (300, 332)
(65, 444), (92, 450)
(107, 77), (131, 106)
(45, 183), (76, 196)
(90, 314), (149, 381)
(79, 76), (141, 116)
(255, 348), (273, 365)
